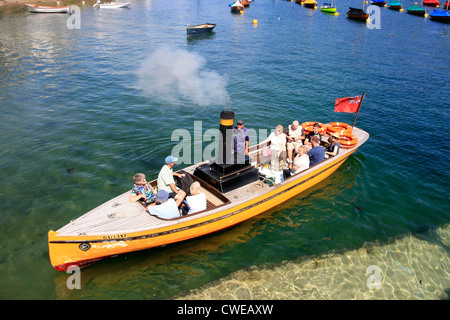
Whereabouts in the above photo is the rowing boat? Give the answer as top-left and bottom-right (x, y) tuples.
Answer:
(25, 4), (70, 13)
(93, 1), (131, 8)
(48, 111), (369, 271)
(186, 23), (216, 36)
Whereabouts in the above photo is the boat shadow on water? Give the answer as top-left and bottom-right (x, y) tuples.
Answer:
(186, 32), (217, 44)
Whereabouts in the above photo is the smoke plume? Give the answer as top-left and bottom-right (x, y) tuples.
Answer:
(137, 47), (231, 107)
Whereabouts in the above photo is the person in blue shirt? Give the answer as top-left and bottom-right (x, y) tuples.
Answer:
(307, 135), (325, 166)
(233, 119), (250, 164)
(148, 189), (186, 219)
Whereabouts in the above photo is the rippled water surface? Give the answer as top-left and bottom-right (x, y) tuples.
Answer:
(0, 0), (449, 299)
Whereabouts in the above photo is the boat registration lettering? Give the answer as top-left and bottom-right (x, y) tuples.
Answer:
(102, 234), (127, 240)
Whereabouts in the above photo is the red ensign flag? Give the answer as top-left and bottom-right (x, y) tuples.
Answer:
(334, 96), (362, 113)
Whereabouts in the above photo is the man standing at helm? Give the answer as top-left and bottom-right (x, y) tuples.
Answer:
(233, 119), (249, 164)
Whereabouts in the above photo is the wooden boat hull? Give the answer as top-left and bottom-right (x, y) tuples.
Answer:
(186, 24), (216, 35)
(26, 4), (70, 13)
(48, 127), (369, 271)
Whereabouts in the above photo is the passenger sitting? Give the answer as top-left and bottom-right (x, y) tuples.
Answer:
(148, 189), (186, 219)
(325, 132), (340, 157)
(157, 155), (192, 196)
(284, 120), (305, 165)
(261, 124), (287, 173)
(304, 123), (322, 149)
(129, 173), (156, 210)
(283, 145), (310, 179)
(307, 135), (325, 166)
(183, 181), (207, 215)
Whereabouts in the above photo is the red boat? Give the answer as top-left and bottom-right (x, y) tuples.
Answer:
(423, 0), (440, 7)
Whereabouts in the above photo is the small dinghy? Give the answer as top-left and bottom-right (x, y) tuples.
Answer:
(186, 23), (216, 36)
(371, 0), (386, 6)
(304, 0), (318, 8)
(429, 9), (450, 21)
(93, 1), (131, 8)
(25, 4), (70, 13)
(321, 0), (337, 13)
(422, 0), (440, 6)
(230, 1), (244, 12)
(406, 4), (426, 15)
(347, 7), (369, 20)
(387, 1), (402, 9)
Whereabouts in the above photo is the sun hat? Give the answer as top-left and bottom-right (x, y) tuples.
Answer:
(156, 190), (169, 202)
(237, 119), (244, 125)
(165, 155), (179, 164)
(331, 132), (340, 139)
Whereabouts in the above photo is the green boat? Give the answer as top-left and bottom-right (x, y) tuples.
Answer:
(407, 4), (426, 15)
(387, 0), (402, 9)
(320, 0), (337, 13)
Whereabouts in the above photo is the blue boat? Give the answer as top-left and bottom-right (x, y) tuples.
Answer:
(429, 9), (450, 22)
(371, 0), (386, 6)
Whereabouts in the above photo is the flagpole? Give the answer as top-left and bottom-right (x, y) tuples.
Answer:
(352, 92), (365, 128)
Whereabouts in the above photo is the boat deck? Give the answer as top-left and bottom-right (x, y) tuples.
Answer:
(55, 127), (369, 237)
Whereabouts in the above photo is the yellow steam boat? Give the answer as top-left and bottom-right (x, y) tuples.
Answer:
(48, 111), (369, 271)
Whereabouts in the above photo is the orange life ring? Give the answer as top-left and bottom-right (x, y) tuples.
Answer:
(338, 133), (358, 149)
(326, 122), (353, 135)
(301, 122), (327, 135)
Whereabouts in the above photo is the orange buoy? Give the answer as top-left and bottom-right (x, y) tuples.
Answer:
(326, 122), (353, 135)
(338, 133), (358, 149)
(301, 122), (327, 135)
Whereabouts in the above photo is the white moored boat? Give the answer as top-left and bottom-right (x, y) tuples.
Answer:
(93, 1), (131, 8)
(25, 4), (70, 13)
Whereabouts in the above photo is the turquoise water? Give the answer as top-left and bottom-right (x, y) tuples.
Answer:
(0, 0), (449, 299)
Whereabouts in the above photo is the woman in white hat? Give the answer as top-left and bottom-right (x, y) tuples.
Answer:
(325, 132), (340, 157)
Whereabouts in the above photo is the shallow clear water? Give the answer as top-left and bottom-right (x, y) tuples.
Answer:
(0, 0), (449, 299)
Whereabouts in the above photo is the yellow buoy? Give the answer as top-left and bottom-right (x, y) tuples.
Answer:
(366, 18), (371, 23)
(424, 13), (428, 18)
(253, 19), (258, 24)
(240, 10), (244, 14)
(314, 6), (318, 9)
(399, 8), (404, 12)
(334, 12), (339, 16)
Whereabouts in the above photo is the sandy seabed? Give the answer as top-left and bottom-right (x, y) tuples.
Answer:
(178, 224), (449, 300)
